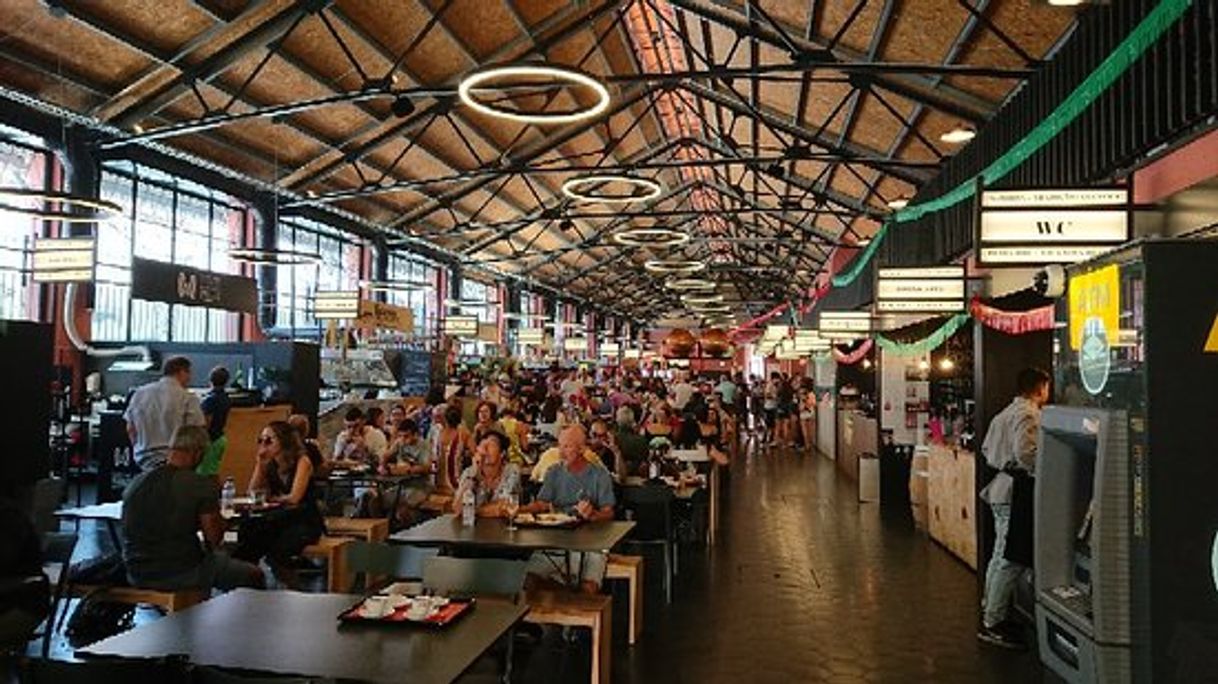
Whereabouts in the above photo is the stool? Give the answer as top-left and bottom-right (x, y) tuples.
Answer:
(72, 585), (205, 613)
(605, 554), (643, 645)
(524, 589), (612, 684)
(324, 517), (389, 543)
(302, 536), (353, 593)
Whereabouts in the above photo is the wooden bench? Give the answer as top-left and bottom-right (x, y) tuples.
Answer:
(302, 536), (353, 593)
(605, 554), (644, 645)
(324, 517), (389, 543)
(524, 589), (612, 684)
(71, 585), (205, 613)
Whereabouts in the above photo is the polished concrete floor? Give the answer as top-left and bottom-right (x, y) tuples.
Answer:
(24, 442), (1053, 683)
(614, 443), (1050, 684)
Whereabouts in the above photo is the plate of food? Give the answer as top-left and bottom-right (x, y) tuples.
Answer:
(512, 512), (581, 528)
(339, 594), (473, 628)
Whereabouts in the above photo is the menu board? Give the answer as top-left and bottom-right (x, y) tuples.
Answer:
(399, 349), (433, 397)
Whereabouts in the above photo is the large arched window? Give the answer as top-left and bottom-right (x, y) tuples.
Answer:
(275, 217), (366, 334)
(0, 129), (50, 322)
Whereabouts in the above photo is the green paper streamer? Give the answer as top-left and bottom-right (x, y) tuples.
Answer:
(830, 0), (1192, 288)
(875, 313), (971, 357)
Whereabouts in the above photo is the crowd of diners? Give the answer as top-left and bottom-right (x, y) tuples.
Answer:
(116, 357), (823, 596)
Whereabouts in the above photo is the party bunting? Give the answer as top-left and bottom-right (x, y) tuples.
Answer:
(970, 298), (1055, 335)
(875, 314), (971, 357)
(832, 338), (874, 365)
(828, 0), (1192, 290)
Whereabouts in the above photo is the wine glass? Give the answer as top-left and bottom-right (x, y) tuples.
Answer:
(503, 492), (520, 531)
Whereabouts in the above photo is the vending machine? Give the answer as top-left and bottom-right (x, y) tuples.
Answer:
(1037, 239), (1218, 682)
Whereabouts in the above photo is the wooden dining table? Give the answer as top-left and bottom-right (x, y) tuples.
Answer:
(78, 588), (528, 684)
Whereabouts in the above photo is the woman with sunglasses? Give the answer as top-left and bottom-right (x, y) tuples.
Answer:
(235, 421), (323, 588)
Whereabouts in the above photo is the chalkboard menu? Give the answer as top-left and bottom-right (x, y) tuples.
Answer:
(399, 349), (433, 397)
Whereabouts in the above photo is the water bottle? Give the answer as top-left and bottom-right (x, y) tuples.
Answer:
(461, 488), (476, 527)
(112, 447), (122, 469)
(648, 455), (659, 481)
(221, 477), (236, 514)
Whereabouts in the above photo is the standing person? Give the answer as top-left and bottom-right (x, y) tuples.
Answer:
(777, 374), (797, 448)
(977, 368), (1050, 649)
(122, 426), (264, 592)
(197, 366), (231, 476)
(763, 373), (780, 446)
(671, 372), (695, 412)
(125, 356), (206, 472)
(798, 379), (817, 454)
(433, 404), (475, 496)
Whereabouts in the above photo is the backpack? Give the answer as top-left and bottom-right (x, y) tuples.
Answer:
(65, 589), (136, 646)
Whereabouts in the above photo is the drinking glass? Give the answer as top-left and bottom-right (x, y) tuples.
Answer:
(503, 492), (520, 531)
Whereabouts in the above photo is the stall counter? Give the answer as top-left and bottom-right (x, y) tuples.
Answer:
(926, 443), (977, 570)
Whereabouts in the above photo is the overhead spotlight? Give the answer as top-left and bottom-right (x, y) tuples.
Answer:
(559, 219), (576, 231)
(940, 357), (955, 371)
(784, 143), (812, 159)
(887, 197), (909, 210)
(766, 162), (786, 178)
(1046, 0), (1085, 5)
(390, 95), (416, 118)
(939, 125), (977, 144)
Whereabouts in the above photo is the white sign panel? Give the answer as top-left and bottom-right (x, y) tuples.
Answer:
(877, 299), (967, 313)
(876, 278), (965, 301)
(980, 188), (1127, 209)
(979, 245), (1114, 264)
(623, 349), (641, 359)
(443, 315), (478, 336)
(600, 342), (620, 355)
(819, 312), (872, 333)
(979, 209), (1128, 243)
(877, 267), (964, 279)
(564, 337), (588, 351)
(32, 238), (95, 283)
(314, 290), (360, 320)
(516, 328), (544, 344)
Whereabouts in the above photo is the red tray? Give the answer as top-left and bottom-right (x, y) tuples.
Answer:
(338, 597), (475, 628)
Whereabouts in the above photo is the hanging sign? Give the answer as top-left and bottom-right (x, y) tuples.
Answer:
(564, 336), (588, 352)
(978, 187), (1129, 266)
(601, 342), (621, 355)
(818, 311), (872, 335)
(876, 266), (965, 314)
(477, 322), (499, 343)
(313, 290), (360, 320)
(131, 256), (257, 313)
(517, 328), (544, 345)
(443, 315), (478, 337)
(32, 237), (95, 283)
(355, 299), (414, 332)
(1067, 264), (1120, 351)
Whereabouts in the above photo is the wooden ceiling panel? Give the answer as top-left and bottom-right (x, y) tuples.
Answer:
(334, 0), (472, 85)
(0, 0), (155, 90)
(880, 0), (968, 65)
(874, 175), (916, 208)
(848, 91), (909, 155)
(437, 0), (527, 61)
(799, 75), (853, 137)
(77, 1), (216, 55)
(817, 0), (885, 55)
(511, 0), (570, 28)
(279, 13), (393, 93)
(901, 107), (959, 162)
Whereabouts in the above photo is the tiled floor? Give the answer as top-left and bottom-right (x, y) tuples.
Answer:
(615, 443), (1050, 684)
(22, 442), (1054, 683)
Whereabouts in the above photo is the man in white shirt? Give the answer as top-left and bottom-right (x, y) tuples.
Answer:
(333, 407), (388, 464)
(978, 368), (1050, 650)
(125, 356), (206, 471)
(671, 373), (695, 411)
(559, 370), (582, 402)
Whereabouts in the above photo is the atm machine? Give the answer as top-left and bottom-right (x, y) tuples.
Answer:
(1037, 239), (1218, 683)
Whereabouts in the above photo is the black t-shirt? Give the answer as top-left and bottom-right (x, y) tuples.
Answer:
(122, 466), (218, 580)
(200, 388), (231, 441)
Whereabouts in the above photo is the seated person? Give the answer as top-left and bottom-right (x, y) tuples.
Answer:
(288, 413), (324, 467)
(529, 425), (605, 483)
(521, 425), (615, 593)
(370, 418), (433, 524)
(332, 407), (387, 466)
(235, 421), (324, 589)
(451, 431), (521, 518)
(122, 425), (263, 592)
(472, 400), (502, 445)
(588, 418), (625, 477)
(614, 406), (650, 476)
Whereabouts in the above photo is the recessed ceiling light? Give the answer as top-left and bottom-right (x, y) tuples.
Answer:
(1047, 0), (1085, 5)
(940, 125), (976, 144)
(457, 64), (610, 125)
(887, 197), (909, 209)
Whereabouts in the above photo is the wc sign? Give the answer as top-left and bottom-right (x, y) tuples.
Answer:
(977, 188), (1129, 266)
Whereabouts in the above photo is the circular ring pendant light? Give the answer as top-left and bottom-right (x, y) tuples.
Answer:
(230, 247), (321, 265)
(644, 259), (705, 274)
(665, 277), (716, 291)
(681, 293), (724, 306)
(0, 188), (123, 223)
(458, 64), (610, 125)
(360, 279), (433, 292)
(563, 175), (663, 204)
(611, 226), (689, 247)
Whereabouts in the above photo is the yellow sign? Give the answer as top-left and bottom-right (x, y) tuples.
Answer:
(356, 299), (414, 332)
(1068, 264), (1119, 350)
(1205, 313), (1218, 353)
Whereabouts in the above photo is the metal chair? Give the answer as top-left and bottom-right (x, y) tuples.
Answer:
(38, 531), (78, 657)
(619, 483), (676, 604)
(421, 556), (528, 602)
(342, 541), (438, 592)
